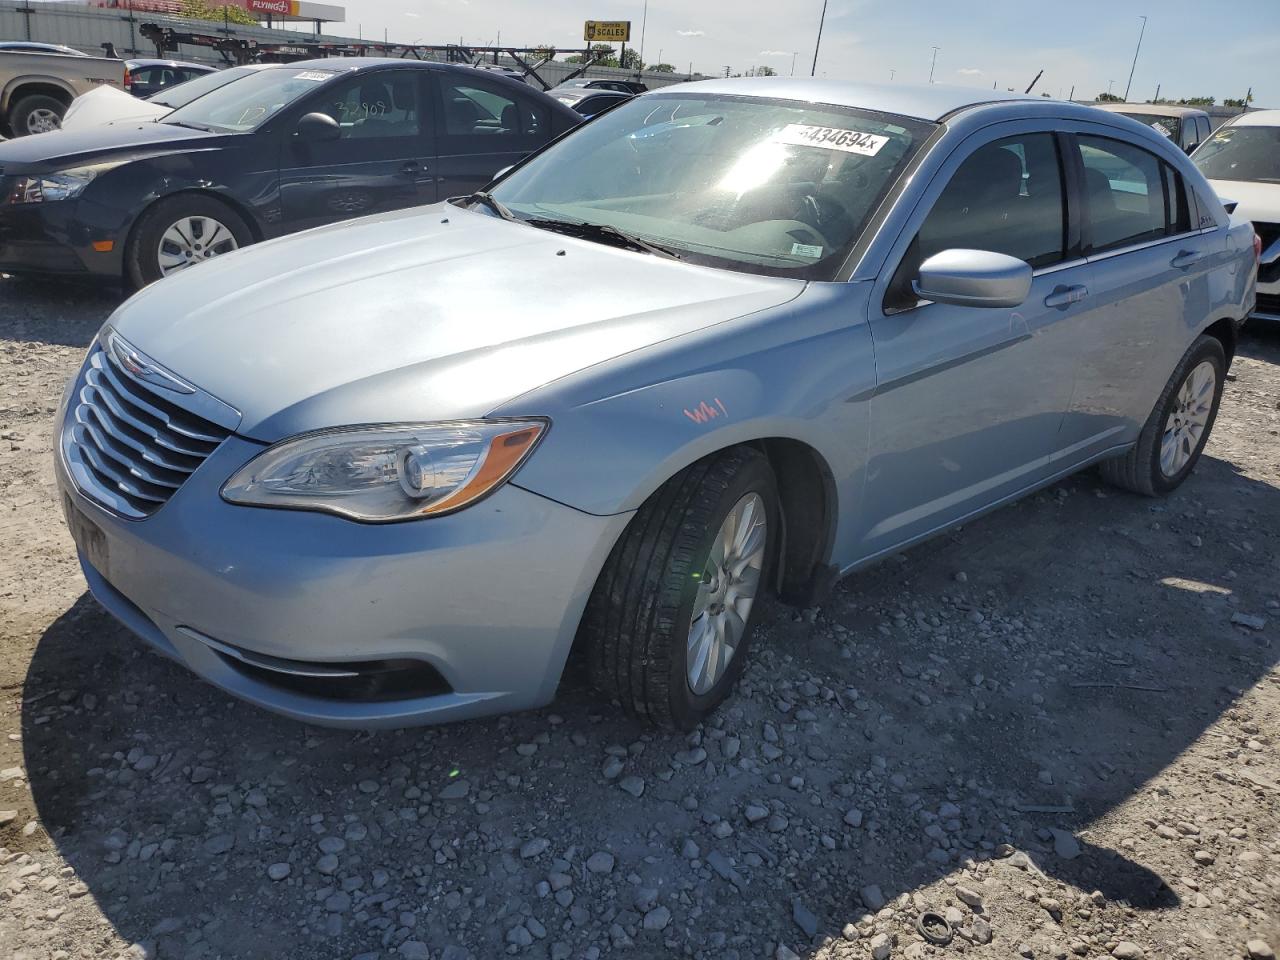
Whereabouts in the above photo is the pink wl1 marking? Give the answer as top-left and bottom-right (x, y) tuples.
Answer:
(684, 398), (728, 424)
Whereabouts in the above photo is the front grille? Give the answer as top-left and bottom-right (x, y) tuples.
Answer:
(1256, 293), (1280, 317)
(64, 345), (231, 518)
(1254, 221), (1280, 250)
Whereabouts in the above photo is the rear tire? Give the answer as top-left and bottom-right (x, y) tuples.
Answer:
(126, 194), (253, 288)
(581, 447), (778, 730)
(9, 94), (65, 136)
(1099, 334), (1225, 496)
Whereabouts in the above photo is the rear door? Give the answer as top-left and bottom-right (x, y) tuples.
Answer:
(1055, 131), (1214, 458)
(432, 72), (553, 198)
(277, 69), (436, 232)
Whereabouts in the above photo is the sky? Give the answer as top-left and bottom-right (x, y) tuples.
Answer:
(322, 0), (1276, 106)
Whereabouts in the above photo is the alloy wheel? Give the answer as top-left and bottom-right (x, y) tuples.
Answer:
(26, 107), (61, 134)
(1160, 359), (1216, 477)
(157, 216), (240, 277)
(686, 492), (767, 695)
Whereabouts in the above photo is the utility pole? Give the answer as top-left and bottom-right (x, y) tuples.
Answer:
(1068, 84), (1074, 101)
(638, 0), (648, 75)
(791, 52), (797, 76)
(1123, 14), (1147, 102)
(1107, 79), (1116, 97)
(929, 45), (940, 84)
(889, 68), (895, 81)
(811, 0), (827, 77)
(1153, 83), (1161, 102)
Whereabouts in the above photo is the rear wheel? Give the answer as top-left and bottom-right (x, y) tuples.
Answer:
(581, 447), (778, 729)
(126, 194), (253, 287)
(1100, 334), (1226, 496)
(9, 94), (65, 136)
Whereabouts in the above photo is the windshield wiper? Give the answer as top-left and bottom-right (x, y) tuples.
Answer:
(525, 217), (684, 261)
(464, 191), (518, 222)
(161, 120), (213, 132)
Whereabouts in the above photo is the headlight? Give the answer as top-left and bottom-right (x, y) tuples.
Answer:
(221, 420), (547, 522)
(6, 169), (98, 205)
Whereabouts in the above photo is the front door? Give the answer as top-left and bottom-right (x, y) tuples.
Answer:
(858, 128), (1094, 559)
(433, 72), (554, 198)
(278, 70), (436, 232)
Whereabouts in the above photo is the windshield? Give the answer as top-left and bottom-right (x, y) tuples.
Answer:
(489, 94), (934, 279)
(149, 66), (255, 110)
(1122, 112), (1181, 142)
(1193, 124), (1280, 183)
(161, 66), (338, 133)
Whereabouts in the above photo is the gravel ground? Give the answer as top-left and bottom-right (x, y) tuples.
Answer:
(2, 273), (1279, 960)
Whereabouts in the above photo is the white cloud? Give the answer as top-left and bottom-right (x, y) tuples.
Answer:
(759, 49), (790, 57)
(676, 29), (705, 37)
(957, 67), (983, 76)
(403, 11), (419, 16)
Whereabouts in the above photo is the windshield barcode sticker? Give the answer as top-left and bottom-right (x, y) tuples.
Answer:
(791, 242), (824, 258)
(774, 124), (888, 156)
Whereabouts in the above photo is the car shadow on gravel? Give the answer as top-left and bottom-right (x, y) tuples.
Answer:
(15, 461), (1280, 956)
(0, 274), (126, 347)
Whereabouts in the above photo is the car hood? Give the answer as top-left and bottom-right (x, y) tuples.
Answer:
(0, 118), (219, 170)
(1205, 178), (1280, 223)
(60, 85), (169, 133)
(108, 204), (805, 441)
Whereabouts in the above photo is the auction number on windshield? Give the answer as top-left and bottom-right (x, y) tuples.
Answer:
(774, 123), (888, 156)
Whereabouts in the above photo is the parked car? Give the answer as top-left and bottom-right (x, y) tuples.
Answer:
(123, 57), (216, 99)
(0, 46), (125, 135)
(552, 85), (632, 119)
(554, 77), (647, 95)
(0, 58), (579, 284)
(0, 41), (88, 57)
(54, 79), (1254, 730)
(469, 62), (527, 84)
(1193, 109), (1280, 322)
(1092, 102), (1212, 154)
(60, 63), (272, 131)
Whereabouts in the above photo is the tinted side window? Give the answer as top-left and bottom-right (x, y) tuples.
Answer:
(917, 133), (1066, 268)
(1078, 136), (1185, 252)
(318, 72), (421, 140)
(440, 77), (547, 138)
(1196, 116), (1212, 144)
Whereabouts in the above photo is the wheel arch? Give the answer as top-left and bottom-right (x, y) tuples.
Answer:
(120, 187), (266, 281)
(1203, 316), (1238, 369)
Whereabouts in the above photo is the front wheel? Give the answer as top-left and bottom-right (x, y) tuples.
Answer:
(581, 447), (778, 729)
(126, 194), (253, 288)
(9, 94), (65, 136)
(1100, 334), (1226, 496)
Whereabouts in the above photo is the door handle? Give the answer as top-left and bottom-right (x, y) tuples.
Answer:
(400, 160), (422, 175)
(1171, 249), (1206, 269)
(1044, 284), (1088, 308)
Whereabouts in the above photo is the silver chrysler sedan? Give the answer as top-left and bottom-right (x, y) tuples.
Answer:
(55, 79), (1257, 730)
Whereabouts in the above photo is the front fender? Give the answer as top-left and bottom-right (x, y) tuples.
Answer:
(499, 282), (877, 530)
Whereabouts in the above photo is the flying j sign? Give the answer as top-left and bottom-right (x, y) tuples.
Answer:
(584, 20), (631, 42)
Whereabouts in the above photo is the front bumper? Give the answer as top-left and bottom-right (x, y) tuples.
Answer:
(0, 196), (125, 278)
(55, 434), (630, 727)
(1253, 278), (1280, 323)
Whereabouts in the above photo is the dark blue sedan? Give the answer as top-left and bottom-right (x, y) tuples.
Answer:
(0, 58), (580, 285)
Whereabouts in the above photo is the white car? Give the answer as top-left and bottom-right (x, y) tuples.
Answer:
(1192, 109), (1280, 322)
(60, 64), (268, 132)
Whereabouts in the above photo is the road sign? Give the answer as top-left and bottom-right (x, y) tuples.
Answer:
(584, 20), (630, 42)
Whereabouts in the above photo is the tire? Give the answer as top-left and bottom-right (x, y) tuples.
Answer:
(1099, 334), (1226, 496)
(9, 94), (66, 136)
(126, 194), (254, 288)
(581, 447), (779, 730)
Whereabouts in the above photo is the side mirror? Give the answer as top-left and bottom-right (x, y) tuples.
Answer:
(913, 249), (1032, 309)
(295, 112), (340, 143)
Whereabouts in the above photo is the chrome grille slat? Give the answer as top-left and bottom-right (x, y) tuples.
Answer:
(82, 379), (214, 458)
(63, 342), (233, 518)
(94, 358), (225, 443)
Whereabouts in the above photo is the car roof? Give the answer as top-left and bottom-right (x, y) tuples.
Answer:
(1093, 102), (1207, 118)
(651, 77), (1037, 121)
(126, 58), (215, 70)
(1228, 109), (1280, 127)
(555, 87), (626, 102)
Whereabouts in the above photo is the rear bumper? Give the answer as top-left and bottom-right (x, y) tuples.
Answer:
(55, 433), (631, 728)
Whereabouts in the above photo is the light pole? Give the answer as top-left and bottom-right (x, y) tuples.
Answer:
(929, 45), (940, 84)
(889, 68), (895, 81)
(791, 51), (797, 76)
(810, 0), (827, 77)
(637, 0), (648, 75)
(1107, 79), (1116, 97)
(1123, 15), (1147, 103)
